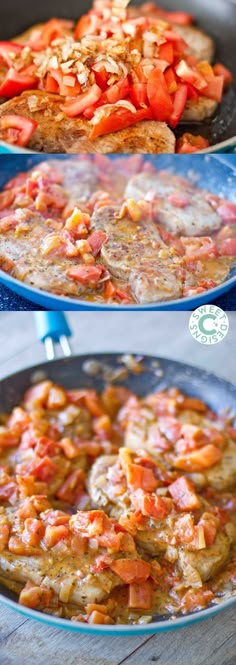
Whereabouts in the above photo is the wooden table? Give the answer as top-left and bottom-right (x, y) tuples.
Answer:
(0, 311), (235, 665)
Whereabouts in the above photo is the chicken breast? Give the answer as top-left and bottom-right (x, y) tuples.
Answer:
(88, 451), (234, 581)
(29, 158), (101, 207)
(182, 98), (218, 122)
(91, 204), (184, 302)
(125, 171), (222, 236)
(178, 531), (232, 584)
(0, 506), (136, 608)
(0, 91), (175, 154)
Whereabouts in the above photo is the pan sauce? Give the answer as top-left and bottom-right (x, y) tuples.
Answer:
(0, 379), (236, 625)
(0, 156), (235, 305)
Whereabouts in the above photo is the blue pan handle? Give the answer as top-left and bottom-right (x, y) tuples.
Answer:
(34, 312), (72, 360)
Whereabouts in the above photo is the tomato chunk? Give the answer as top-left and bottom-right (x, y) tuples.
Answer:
(147, 69), (173, 122)
(89, 108), (152, 139)
(128, 580), (153, 609)
(169, 476), (200, 510)
(174, 444), (222, 472)
(66, 265), (104, 285)
(61, 84), (102, 117)
(126, 463), (158, 491)
(110, 558), (150, 583)
(0, 114), (37, 147)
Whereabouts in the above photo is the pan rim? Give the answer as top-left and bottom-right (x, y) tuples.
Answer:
(1, 137), (236, 154)
(0, 350), (235, 634)
(0, 265), (235, 310)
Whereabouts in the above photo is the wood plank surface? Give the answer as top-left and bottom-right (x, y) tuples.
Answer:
(0, 311), (235, 665)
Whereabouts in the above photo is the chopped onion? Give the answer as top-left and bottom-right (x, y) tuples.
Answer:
(59, 577), (74, 603)
(91, 99), (136, 124)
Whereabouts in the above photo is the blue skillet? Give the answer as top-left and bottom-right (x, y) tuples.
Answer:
(0, 154), (235, 311)
(0, 311), (235, 634)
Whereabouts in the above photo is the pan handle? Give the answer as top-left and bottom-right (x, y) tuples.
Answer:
(34, 312), (72, 360)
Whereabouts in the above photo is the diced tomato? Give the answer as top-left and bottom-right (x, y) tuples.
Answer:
(158, 42), (174, 65)
(22, 518), (45, 546)
(61, 84), (102, 117)
(0, 427), (18, 448)
(89, 108), (153, 139)
(66, 264), (104, 285)
(170, 83), (188, 127)
(177, 396), (207, 412)
(71, 510), (106, 537)
(147, 69), (173, 122)
(175, 60), (207, 91)
(0, 66), (37, 98)
(174, 444), (222, 473)
(66, 389), (104, 416)
(29, 18), (72, 51)
(102, 77), (129, 104)
(58, 437), (79, 459)
(168, 192), (190, 208)
(169, 476), (200, 511)
(93, 68), (109, 91)
(199, 517), (217, 546)
(88, 610), (114, 625)
(164, 68), (177, 94)
(131, 488), (169, 519)
(0, 522), (10, 553)
(217, 201), (236, 224)
(176, 133), (209, 153)
(0, 189), (14, 210)
(0, 115), (37, 148)
(88, 230), (108, 256)
(128, 580), (153, 609)
(47, 69), (81, 97)
(181, 588), (214, 613)
(44, 524), (69, 548)
(32, 456), (58, 482)
(126, 463), (158, 492)
(130, 82), (147, 108)
(110, 558), (150, 583)
(213, 63), (233, 87)
(201, 75), (224, 102)
(47, 384), (67, 409)
(182, 236), (218, 260)
(56, 469), (85, 503)
(0, 41), (23, 68)
(19, 581), (53, 609)
(74, 13), (98, 40)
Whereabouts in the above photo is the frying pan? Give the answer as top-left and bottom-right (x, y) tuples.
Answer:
(0, 153), (235, 311)
(0, 0), (236, 154)
(0, 310), (236, 635)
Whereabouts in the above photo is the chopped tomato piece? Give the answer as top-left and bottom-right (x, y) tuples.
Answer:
(66, 264), (104, 285)
(32, 456), (58, 482)
(176, 133), (209, 153)
(71, 510), (107, 537)
(177, 396), (207, 412)
(74, 13), (98, 40)
(169, 476), (200, 511)
(48, 69), (81, 97)
(19, 581), (53, 609)
(0, 523), (10, 552)
(0, 41), (23, 67)
(164, 67), (177, 94)
(213, 63), (233, 87)
(130, 83), (148, 108)
(88, 610), (114, 625)
(131, 489), (169, 519)
(147, 69), (173, 122)
(59, 437), (79, 459)
(56, 469), (85, 503)
(29, 18), (72, 51)
(128, 580), (153, 609)
(22, 518), (45, 546)
(44, 524), (69, 548)
(170, 83), (188, 127)
(126, 463), (158, 492)
(219, 238), (236, 256)
(181, 589), (214, 613)
(88, 230), (108, 256)
(0, 67), (37, 98)
(217, 201), (236, 224)
(174, 444), (222, 472)
(0, 114), (37, 147)
(201, 75), (224, 102)
(47, 384), (67, 409)
(168, 192), (190, 208)
(93, 68), (109, 91)
(102, 77), (129, 104)
(175, 60), (207, 91)
(89, 108), (153, 139)
(110, 558), (150, 583)
(0, 190), (14, 210)
(61, 84), (102, 117)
